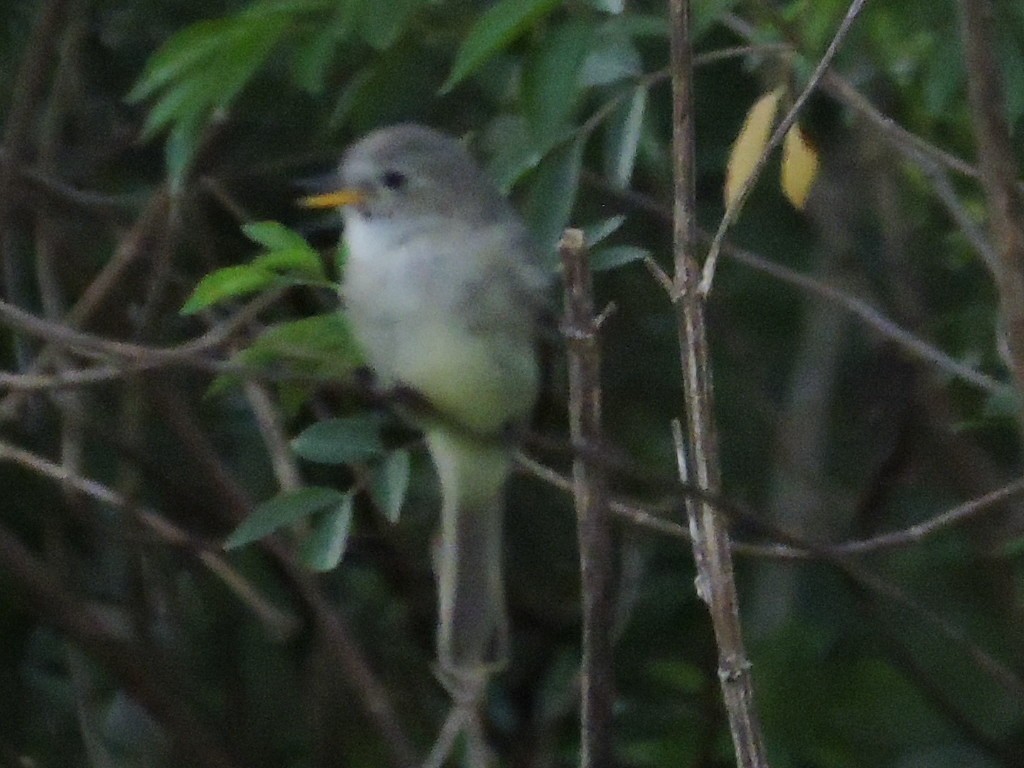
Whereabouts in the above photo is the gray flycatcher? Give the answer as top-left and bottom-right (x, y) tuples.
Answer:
(302, 124), (548, 694)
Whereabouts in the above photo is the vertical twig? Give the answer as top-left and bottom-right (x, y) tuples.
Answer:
(559, 229), (615, 768)
(668, 1), (769, 766)
(958, 0), (1024, 405)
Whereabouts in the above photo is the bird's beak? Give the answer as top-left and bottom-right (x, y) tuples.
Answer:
(298, 188), (367, 209)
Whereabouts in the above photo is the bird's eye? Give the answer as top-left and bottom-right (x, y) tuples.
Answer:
(381, 170), (407, 190)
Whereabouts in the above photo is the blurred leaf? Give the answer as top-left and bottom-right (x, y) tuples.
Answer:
(292, 0), (362, 94)
(244, 220), (314, 253)
(328, 69), (374, 129)
(998, 36), (1024, 127)
(139, 70), (220, 140)
(606, 13), (669, 38)
(538, 649), (585, 721)
(182, 224), (326, 314)
(923, 45), (962, 117)
(292, 415), (386, 465)
(585, 0), (624, 12)
(132, 11), (296, 142)
(780, 123), (819, 209)
(225, 486), (346, 548)
(209, 314), (364, 396)
(724, 88), (781, 208)
(693, 0), (742, 38)
(603, 84), (647, 188)
(334, 240), (350, 276)
(358, 0), (422, 49)
(485, 114), (546, 192)
(127, 19), (231, 103)
(580, 27), (642, 86)
(441, 0), (562, 93)
(591, 244), (648, 271)
(582, 215), (626, 246)
(299, 495), (354, 571)
(526, 136), (586, 254)
(165, 110), (205, 193)
(247, 0), (333, 17)
(291, 31), (337, 94)
(181, 265), (278, 314)
(522, 20), (595, 143)
(241, 314), (362, 371)
(645, 659), (705, 693)
(369, 449), (410, 523)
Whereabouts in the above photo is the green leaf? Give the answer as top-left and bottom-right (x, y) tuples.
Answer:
(225, 486), (346, 548)
(334, 240), (350, 275)
(299, 495), (354, 571)
(358, 0), (422, 49)
(127, 19), (232, 103)
(328, 69), (374, 130)
(585, 0), (624, 12)
(207, 314), (363, 397)
(693, 0), (742, 38)
(526, 136), (585, 254)
(181, 265), (278, 314)
(139, 72), (216, 140)
(999, 36), (1024, 127)
(244, 222), (325, 281)
(581, 215), (626, 246)
(242, 314), (363, 371)
(484, 115), (547, 192)
(591, 245), (649, 271)
(580, 29), (642, 86)
(165, 110), (206, 193)
(646, 659), (705, 693)
(369, 450), (410, 523)
(441, 0), (562, 93)
(245, 0), (333, 17)
(253, 249), (326, 281)
(292, 415), (385, 465)
(291, 25), (340, 95)
(603, 84), (647, 188)
(244, 221), (313, 253)
(522, 20), (595, 143)
(134, 13), (291, 142)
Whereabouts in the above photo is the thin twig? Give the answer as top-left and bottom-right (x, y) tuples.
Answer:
(516, 452), (1024, 559)
(668, 1), (769, 765)
(700, 0), (871, 294)
(559, 228), (615, 768)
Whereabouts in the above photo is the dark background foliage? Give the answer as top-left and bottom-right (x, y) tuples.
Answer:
(2, 0), (1024, 766)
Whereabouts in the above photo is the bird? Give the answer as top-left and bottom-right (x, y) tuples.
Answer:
(301, 123), (549, 697)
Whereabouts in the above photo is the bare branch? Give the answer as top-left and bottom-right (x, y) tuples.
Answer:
(559, 228), (615, 768)
(668, 1), (769, 765)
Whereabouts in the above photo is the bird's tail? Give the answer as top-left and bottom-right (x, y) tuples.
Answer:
(426, 427), (511, 687)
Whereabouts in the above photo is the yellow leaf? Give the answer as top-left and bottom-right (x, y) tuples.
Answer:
(781, 123), (820, 210)
(724, 88), (782, 208)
